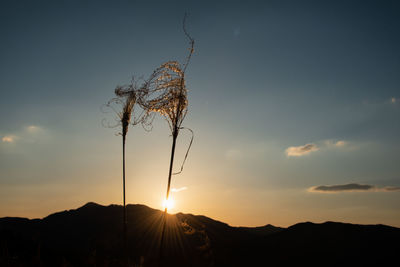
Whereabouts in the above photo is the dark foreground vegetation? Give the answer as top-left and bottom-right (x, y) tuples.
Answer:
(1, 202), (399, 267)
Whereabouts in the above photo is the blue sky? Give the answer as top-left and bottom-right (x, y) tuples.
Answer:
(1, 0), (399, 227)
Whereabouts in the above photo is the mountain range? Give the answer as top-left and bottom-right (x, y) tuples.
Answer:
(1, 202), (399, 266)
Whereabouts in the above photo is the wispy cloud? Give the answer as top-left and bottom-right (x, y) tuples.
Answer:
(324, 139), (349, 148)
(286, 140), (351, 157)
(286, 143), (319, 157)
(2, 135), (17, 143)
(1, 125), (44, 144)
(383, 186), (400, 191)
(309, 183), (400, 193)
(171, 187), (188, 193)
(26, 125), (41, 133)
(334, 140), (347, 147)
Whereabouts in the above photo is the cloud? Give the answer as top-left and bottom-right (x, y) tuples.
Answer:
(26, 125), (41, 133)
(2, 135), (16, 143)
(334, 140), (347, 147)
(391, 97), (397, 104)
(286, 143), (319, 157)
(171, 187), (187, 193)
(309, 183), (400, 193)
(310, 183), (373, 192)
(1, 125), (44, 145)
(286, 140), (351, 157)
(324, 140), (349, 148)
(383, 186), (400, 192)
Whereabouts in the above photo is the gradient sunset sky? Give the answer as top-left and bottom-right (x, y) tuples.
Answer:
(1, 0), (399, 227)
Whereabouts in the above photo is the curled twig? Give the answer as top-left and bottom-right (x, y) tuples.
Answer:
(173, 127), (194, 175)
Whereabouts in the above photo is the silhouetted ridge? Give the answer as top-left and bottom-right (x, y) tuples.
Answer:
(80, 201), (104, 209)
(237, 224), (284, 236)
(1, 202), (399, 267)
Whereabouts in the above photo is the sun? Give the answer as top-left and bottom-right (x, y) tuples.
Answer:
(162, 197), (174, 210)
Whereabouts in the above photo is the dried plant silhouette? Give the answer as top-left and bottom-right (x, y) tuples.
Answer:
(102, 79), (152, 262)
(139, 15), (195, 215)
(102, 13), (194, 267)
(138, 14), (195, 266)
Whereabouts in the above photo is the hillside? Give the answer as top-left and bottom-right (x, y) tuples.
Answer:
(1, 202), (399, 266)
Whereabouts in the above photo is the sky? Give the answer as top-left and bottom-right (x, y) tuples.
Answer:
(1, 0), (399, 227)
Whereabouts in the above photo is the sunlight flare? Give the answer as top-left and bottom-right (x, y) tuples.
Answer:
(163, 197), (174, 211)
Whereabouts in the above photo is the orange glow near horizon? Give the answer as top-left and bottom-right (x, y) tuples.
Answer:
(162, 197), (174, 211)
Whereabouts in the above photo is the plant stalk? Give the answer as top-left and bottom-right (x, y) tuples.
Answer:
(122, 134), (127, 259)
(164, 131), (178, 213)
(159, 128), (178, 267)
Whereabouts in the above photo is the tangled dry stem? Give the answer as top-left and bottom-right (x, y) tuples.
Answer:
(138, 27), (194, 137)
(102, 78), (154, 136)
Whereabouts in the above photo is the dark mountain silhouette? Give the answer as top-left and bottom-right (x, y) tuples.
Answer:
(1, 202), (399, 267)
